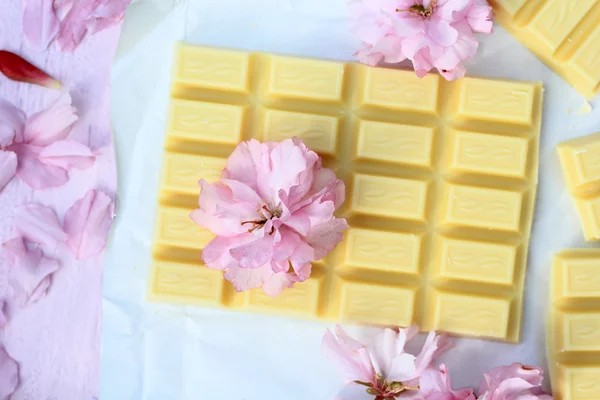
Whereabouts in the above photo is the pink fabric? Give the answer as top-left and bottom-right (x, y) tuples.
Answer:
(0, 0), (121, 397)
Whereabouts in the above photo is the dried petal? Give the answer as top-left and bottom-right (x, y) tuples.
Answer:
(63, 190), (116, 259)
(0, 50), (61, 89)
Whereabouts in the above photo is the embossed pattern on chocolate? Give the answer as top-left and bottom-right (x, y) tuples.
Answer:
(148, 43), (544, 342)
(548, 250), (600, 400)
(492, 0), (600, 99)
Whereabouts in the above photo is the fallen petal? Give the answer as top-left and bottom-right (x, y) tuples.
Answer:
(12, 143), (69, 189)
(0, 50), (61, 89)
(14, 204), (68, 250)
(24, 93), (78, 146)
(63, 190), (115, 259)
(38, 140), (95, 169)
(22, 0), (60, 51)
(0, 346), (19, 399)
(0, 151), (17, 192)
(0, 99), (25, 146)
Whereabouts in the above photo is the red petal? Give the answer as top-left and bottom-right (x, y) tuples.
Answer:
(0, 50), (61, 89)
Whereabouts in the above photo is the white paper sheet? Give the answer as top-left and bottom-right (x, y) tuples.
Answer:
(102, 1), (600, 399)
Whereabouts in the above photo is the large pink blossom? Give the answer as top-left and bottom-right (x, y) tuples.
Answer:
(191, 138), (348, 296)
(23, 0), (131, 52)
(0, 94), (95, 192)
(322, 325), (453, 399)
(478, 363), (553, 400)
(348, 0), (493, 80)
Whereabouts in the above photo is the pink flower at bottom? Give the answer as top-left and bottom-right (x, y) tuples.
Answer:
(191, 138), (348, 296)
(478, 363), (553, 400)
(322, 325), (453, 399)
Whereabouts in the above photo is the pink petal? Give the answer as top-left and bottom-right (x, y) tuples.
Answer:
(354, 44), (384, 67)
(467, 1), (493, 33)
(221, 179), (263, 205)
(22, 0), (60, 51)
(222, 138), (265, 190)
(0, 301), (7, 328)
(55, 1), (95, 52)
(63, 190), (115, 260)
(306, 218), (349, 260)
(24, 93), (78, 146)
(3, 237), (60, 306)
(223, 263), (274, 292)
(414, 332), (454, 376)
(86, 0), (129, 34)
(267, 139), (308, 200)
(0, 150), (17, 192)
(261, 271), (296, 296)
(439, 64), (466, 81)
(38, 139), (95, 169)
(202, 234), (254, 271)
(11, 252), (60, 307)
(14, 204), (68, 250)
(12, 143), (69, 189)
(230, 233), (275, 269)
(54, 0), (73, 19)
(322, 327), (376, 384)
(0, 346), (19, 399)
(0, 99), (25, 146)
(370, 329), (417, 382)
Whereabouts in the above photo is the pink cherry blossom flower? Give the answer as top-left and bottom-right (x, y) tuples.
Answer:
(419, 364), (476, 400)
(191, 138), (348, 296)
(348, 0), (493, 80)
(0, 94), (95, 191)
(23, 0), (131, 52)
(322, 325), (453, 399)
(478, 363), (553, 400)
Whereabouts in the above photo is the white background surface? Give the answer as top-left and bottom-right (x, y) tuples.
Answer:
(101, 1), (600, 399)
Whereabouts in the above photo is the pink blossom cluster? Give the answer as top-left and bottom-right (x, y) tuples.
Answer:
(348, 0), (493, 80)
(191, 138), (348, 296)
(323, 325), (553, 400)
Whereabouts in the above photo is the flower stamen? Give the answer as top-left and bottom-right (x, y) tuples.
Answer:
(397, 0), (437, 18)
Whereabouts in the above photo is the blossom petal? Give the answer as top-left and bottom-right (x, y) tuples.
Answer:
(414, 331), (454, 376)
(24, 93), (78, 146)
(221, 179), (263, 205)
(86, 0), (129, 34)
(0, 99), (25, 146)
(202, 234), (254, 271)
(63, 190), (115, 259)
(262, 271), (296, 296)
(223, 263), (274, 292)
(13, 204), (68, 250)
(322, 328), (376, 384)
(0, 346), (19, 400)
(354, 44), (384, 66)
(230, 233), (275, 269)
(467, 1), (493, 33)
(0, 301), (7, 329)
(3, 237), (60, 306)
(38, 140), (95, 169)
(22, 0), (60, 50)
(306, 218), (349, 260)
(267, 138), (308, 200)
(13, 143), (69, 189)
(222, 138), (265, 190)
(0, 150), (17, 192)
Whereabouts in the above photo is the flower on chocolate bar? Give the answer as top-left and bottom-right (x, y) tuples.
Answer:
(322, 325), (457, 399)
(0, 93), (95, 191)
(23, 0), (131, 52)
(478, 363), (553, 400)
(191, 138), (348, 296)
(348, 0), (493, 80)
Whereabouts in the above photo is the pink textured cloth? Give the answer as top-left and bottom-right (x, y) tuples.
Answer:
(0, 1), (120, 398)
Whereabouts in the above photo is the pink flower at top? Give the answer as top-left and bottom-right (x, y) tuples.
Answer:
(0, 94), (95, 192)
(478, 363), (553, 400)
(191, 138), (348, 296)
(419, 364), (476, 400)
(322, 325), (453, 399)
(23, 0), (131, 52)
(348, 0), (493, 80)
